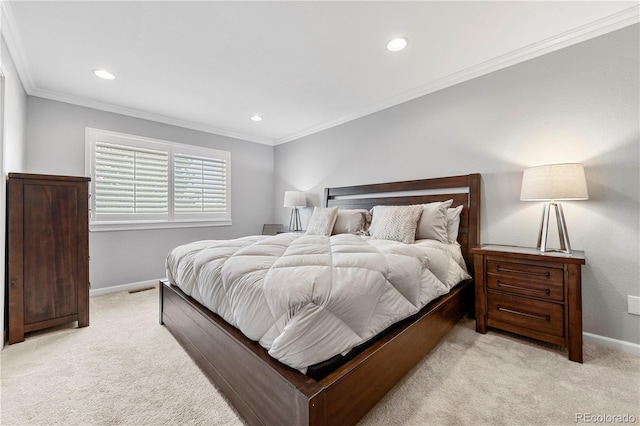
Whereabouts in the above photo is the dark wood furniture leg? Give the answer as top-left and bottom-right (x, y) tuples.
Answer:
(567, 264), (583, 363)
(474, 254), (487, 333)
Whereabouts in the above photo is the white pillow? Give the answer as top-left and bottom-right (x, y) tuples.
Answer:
(415, 199), (453, 243)
(332, 209), (371, 235)
(305, 207), (339, 236)
(369, 205), (424, 244)
(446, 205), (464, 243)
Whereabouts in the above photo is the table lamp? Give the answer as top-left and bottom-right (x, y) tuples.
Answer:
(283, 191), (306, 232)
(520, 163), (588, 254)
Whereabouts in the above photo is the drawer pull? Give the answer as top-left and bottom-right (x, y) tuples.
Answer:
(496, 280), (551, 295)
(497, 305), (550, 322)
(497, 265), (551, 278)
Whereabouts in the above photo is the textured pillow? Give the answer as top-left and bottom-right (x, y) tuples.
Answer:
(368, 205), (424, 244)
(446, 205), (464, 243)
(415, 199), (453, 243)
(332, 209), (371, 235)
(305, 207), (339, 236)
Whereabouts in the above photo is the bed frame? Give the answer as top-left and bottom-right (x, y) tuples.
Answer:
(160, 173), (480, 425)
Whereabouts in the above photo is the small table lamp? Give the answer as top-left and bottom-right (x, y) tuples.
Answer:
(283, 191), (306, 232)
(520, 163), (588, 254)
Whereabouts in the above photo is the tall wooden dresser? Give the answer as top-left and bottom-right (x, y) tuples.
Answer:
(7, 173), (90, 344)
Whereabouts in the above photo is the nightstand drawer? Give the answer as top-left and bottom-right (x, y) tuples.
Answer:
(487, 292), (564, 337)
(487, 260), (563, 283)
(487, 275), (564, 302)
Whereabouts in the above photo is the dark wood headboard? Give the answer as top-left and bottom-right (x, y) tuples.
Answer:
(323, 174), (481, 273)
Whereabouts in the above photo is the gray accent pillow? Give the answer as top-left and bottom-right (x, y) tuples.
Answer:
(305, 207), (339, 236)
(369, 205), (424, 244)
(415, 199), (453, 243)
(332, 209), (371, 235)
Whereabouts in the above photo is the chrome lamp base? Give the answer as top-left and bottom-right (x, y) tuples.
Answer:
(288, 207), (302, 232)
(537, 201), (572, 254)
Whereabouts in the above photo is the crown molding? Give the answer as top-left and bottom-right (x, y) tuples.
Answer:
(0, 0), (272, 146)
(30, 87), (273, 145)
(0, 0), (35, 91)
(2, 1), (637, 147)
(273, 5), (640, 145)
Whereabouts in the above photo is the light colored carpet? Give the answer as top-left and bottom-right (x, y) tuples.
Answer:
(1, 287), (638, 426)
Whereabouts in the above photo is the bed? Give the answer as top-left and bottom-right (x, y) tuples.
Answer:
(159, 173), (480, 425)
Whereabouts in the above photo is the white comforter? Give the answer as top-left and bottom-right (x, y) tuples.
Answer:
(166, 233), (470, 370)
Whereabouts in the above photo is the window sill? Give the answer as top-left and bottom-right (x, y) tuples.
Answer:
(89, 219), (232, 232)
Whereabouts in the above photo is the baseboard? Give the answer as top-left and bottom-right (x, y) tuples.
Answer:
(89, 279), (160, 297)
(583, 332), (640, 356)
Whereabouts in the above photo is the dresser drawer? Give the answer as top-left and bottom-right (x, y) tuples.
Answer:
(487, 260), (563, 283)
(487, 274), (564, 302)
(487, 292), (564, 337)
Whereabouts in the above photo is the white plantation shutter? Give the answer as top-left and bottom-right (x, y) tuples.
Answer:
(94, 141), (169, 217)
(87, 128), (231, 229)
(174, 154), (227, 214)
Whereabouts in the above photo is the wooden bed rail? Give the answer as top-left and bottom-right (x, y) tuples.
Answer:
(160, 278), (473, 425)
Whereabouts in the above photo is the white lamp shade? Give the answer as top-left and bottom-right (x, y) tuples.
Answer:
(283, 191), (306, 207)
(520, 163), (589, 201)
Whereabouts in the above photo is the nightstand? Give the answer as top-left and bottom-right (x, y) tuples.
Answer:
(471, 245), (586, 362)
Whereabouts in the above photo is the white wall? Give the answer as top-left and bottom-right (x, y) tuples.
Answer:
(25, 98), (274, 289)
(1, 38), (26, 173)
(1, 36), (28, 341)
(274, 25), (640, 345)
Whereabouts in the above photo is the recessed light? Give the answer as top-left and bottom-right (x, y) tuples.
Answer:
(250, 115), (263, 122)
(386, 37), (407, 52)
(93, 69), (115, 80)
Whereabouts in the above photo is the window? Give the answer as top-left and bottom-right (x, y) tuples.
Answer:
(86, 128), (231, 231)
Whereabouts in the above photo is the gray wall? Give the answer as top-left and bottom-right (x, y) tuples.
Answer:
(274, 26), (640, 345)
(25, 98), (274, 289)
(1, 37), (27, 173)
(1, 35), (28, 342)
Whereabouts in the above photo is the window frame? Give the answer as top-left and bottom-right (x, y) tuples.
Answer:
(86, 128), (231, 232)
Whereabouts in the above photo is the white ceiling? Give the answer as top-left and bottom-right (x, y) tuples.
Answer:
(2, 1), (638, 145)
